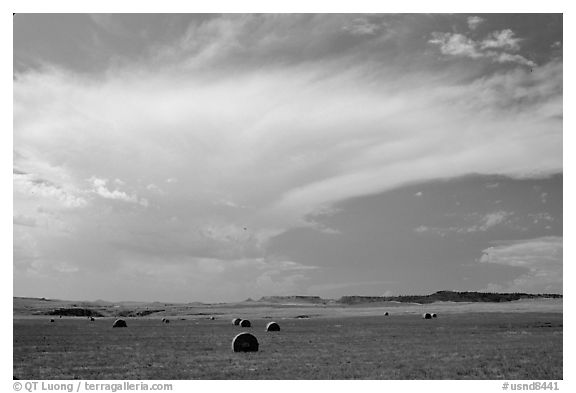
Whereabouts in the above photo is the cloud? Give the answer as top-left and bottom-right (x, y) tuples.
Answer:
(414, 211), (514, 235)
(429, 32), (482, 58)
(429, 29), (535, 67)
(15, 64), (561, 255)
(479, 236), (562, 293)
(528, 212), (554, 224)
(146, 183), (164, 194)
(490, 52), (536, 67)
(480, 211), (511, 230)
(480, 30), (521, 51)
(89, 177), (148, 206)
(343, 17), (383, 36)
(14, 214), (37, 227)
(16, 61), (561, 233)
(13, 171), (87, 208)
(157, 14), (375, 71)
(467, 16), (485, 31)
(414, 225), (429, 233)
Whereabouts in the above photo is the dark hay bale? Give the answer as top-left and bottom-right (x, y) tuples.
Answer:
(50, 319), (55, 323)
(89, 317), (95, 321)
(161, 317), (166, 322)
(112, 319), (127, 328)
(209, 316), (215, 320)
(239, 319), (251, 328)
(422, 313), (432, 319)
(384, 312), (389, 316)
(231, 332), (259, 352)
(164, 319), (170, 323)
(232, 318), (242, 325)
(266, 322), (280, 332)
(432, 313), (437, 318)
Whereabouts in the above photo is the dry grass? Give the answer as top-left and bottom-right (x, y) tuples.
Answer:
(13, 311), (561, 379)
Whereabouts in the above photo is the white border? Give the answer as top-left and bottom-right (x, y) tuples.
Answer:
(4, 1), (571, 391)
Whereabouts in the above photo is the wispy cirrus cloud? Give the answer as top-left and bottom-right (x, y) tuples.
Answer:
(342, 17), (384, 36)
(489, 52), (535, 67)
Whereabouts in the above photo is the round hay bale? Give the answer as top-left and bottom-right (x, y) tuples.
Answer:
(384, 312), (389, 316)
(266, 322), (280, 332)
(112, 319), (127, 328)
(432, 313), (437, 318)
(89, 317), (95, 321)
(164, 319), (170, 323)
(232, 318), (242, 325)
(422, 313), (432, 319)
(239, 319), (251, 328)
(231, 332), (259, 352)
(209, 316), (215, 320)
(161, 317), (166, 322)
(50, 319), (55, 323)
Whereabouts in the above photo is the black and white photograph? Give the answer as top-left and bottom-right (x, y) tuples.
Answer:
(11, 7), (564, 383)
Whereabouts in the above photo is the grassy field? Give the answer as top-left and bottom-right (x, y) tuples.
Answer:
(13, 310), (562, 379)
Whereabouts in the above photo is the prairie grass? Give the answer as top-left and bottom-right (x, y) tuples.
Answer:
(13, 312), (562, 379)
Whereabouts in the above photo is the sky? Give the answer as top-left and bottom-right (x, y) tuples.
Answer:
(13, 13), (563, 302)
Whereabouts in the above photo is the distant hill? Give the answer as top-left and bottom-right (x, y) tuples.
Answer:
(258, 295), (327, 304)
(46, 308), (105, 317)
(14, 291), (562, 315)
(338, 291), (562, 305)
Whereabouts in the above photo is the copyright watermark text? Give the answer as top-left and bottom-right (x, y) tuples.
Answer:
(13, 381), (173, 393)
